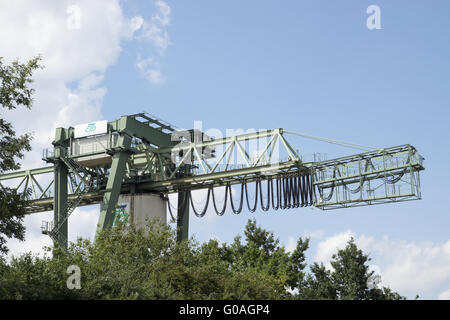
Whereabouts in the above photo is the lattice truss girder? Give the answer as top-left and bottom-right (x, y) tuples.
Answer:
(130, 128), (308, 191)
(0, 166), (103, 214)
(312, 145), (424, 210)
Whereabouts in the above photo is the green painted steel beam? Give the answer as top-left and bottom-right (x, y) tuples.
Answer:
(95, 134), (132, 236)
(0, 166), (54, 180)
(110, 115), (175, 148)
(52, 127), (71, 249)
(312, 164), (423, 187)
(137, 160), (309, 191)
(177, 191), (189, 242)
(312, 144), (422, 168)
(53, 160), (68, 248)
(316, 193), (419, 210)
(155, 128), (281, 155)
(2, 160), (310, 213)
(25, 190), (104, 213)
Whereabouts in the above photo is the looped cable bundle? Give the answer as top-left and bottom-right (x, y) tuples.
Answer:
(316, 155), (411, 202)
(166, 173), (313, 218)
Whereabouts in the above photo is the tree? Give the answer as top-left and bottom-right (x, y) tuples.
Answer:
(218, 219), (310, 299)
(0, 56), (42, 255)
(0, 219), (309, 299)
(301, 238), (405, 300)
(0, 219), (405, 300)
(330, 237), (374, 299)
(301, 263), (336, 299)
(220, 219), (310, 298)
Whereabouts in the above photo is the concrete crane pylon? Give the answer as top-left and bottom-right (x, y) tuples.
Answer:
(0, 113), (425, 249)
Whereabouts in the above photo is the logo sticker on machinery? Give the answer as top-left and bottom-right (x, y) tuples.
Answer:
(74, 120), (107, 138)
(113, 204), (129, 226)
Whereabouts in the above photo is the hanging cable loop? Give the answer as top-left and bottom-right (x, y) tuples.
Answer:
(229, 182), (244, 214)
(189, 186), (211, 218)
(244, 180), (259, 213)
(270, 177), (279, 210)
(166, 172), (314, 218)
(211, 184), (229, 216)
(259, 178), (271, 211)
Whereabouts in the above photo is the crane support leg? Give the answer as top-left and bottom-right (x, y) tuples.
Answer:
(177, 191), (189, 241)
(52, 127), (71, 249)
(95, 135), (131, 237)
(54, 160), (68, 248)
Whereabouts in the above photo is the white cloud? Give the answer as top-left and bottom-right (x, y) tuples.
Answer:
(284, 230), (323, 254)
(286, 236), (297, 253)
(69, 206), (100, 242)
(136, 56), (165, 85)
(5, 211), (53, 259)
(153, 1), (171, 27)
(0, 0), (145, 150)
(314, 231), (450, 299)
(376, 239), (450, 295)
(438, 289), (450, 300)
(314, 230), (354, 268)
(129, 16), (145, 34)
(135, 1), (172, 84)
(141, 24), (171, 54)
(5, 206), (99, 260)
(0, 1), (133, 81)
(0, 1), (147, 257)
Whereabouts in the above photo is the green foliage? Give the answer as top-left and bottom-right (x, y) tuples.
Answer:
(0, 219), (405, 300)
(330, 237), (374, 299)
(0, 55), (42, 255)
(300, 238), (406, 300)
(0, 56), (42, 111)
(301, 262), (336, 299)
(0, 188), (30, 255)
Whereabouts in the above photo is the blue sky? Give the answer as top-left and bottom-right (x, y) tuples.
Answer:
(1, 0), (450, 299)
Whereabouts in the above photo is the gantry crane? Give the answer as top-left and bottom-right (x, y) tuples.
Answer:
(0, 113), (425, 248)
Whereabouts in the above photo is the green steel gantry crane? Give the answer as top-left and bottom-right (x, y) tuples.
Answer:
(0, 113), (425, 248)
